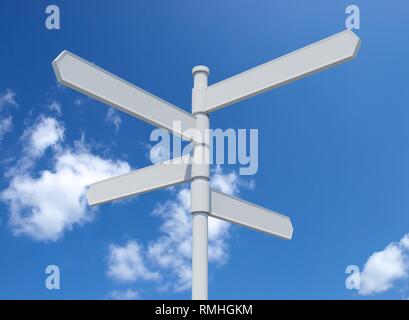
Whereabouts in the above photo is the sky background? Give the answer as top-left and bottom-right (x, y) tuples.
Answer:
(1, 0), (409, 299)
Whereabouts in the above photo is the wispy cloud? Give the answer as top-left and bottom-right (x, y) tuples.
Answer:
(105, 108), (122, 133)
(108, 289), (139, 300)
(0, 89), (18, 108)
(74, 98), (83, 106)
(0, 88), (18, 142)
(47, 100), (62, 115)
(0, 116), (13, 142)
(107, 240), (160, 282)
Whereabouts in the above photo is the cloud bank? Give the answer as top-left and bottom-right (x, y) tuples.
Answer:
(106, 166), (254, 293)
(1, 116), (130, 241)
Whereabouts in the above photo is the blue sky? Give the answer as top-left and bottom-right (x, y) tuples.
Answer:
(1, 0), (409, 299)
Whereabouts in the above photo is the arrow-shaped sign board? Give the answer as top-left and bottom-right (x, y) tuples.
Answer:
(52, 50), (197, 141)
(87, 154), (192, 206)
(205, 30), (360, 112)
(210, 190), (293, 239)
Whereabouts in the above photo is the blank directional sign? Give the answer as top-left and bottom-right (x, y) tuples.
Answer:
(52, 50), (197, 141)
(87, 154), (192, 206)
(206, 30), (360, 112)
(210, 190), (293, 239)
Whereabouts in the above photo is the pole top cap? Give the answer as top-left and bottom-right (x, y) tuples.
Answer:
(192, 65), (210, 76)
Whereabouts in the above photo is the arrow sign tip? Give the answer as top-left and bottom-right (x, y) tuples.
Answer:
(210, 190), (294, 240)
(341, 29), (361, 59)
(52, 50), (70, 84)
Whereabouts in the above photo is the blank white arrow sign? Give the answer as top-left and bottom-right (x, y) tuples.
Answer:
(206, 30), (360, 112)
(210, 190), (293, 239)
(87, 154), (192, 206)
(52, 50), (197, 141)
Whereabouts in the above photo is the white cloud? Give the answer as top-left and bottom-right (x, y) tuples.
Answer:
(108, 289), (139, 300)
(24, 116), (64, 157)
(1, 117), (131, 241)
(358, 234), (409, 295)
(4, 117), (65, 177)
(106, 108), (122, 132)
(107, 167), (253, 293)
(107, 240), (160, 282)
(0, 89), (18, 108)
(2, 149), (130, 241)
(0, 115), (13, 141)
(211, 165), (255, 195)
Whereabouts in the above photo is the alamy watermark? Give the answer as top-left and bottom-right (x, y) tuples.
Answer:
(345, 264), (360, 290)
(345, 5), (360, 30)
(45, 5), (60, 30)
(149, 121), (258, 176)
(45, 264), (60, 290)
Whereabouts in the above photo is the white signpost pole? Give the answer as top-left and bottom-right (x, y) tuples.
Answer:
(191, 66), (211, 300)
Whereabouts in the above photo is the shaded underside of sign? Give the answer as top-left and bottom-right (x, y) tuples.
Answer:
(210, 190), (293, 240)
(87, 154), (192, 206)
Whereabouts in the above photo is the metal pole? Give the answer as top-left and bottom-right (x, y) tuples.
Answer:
(191, 65), (210, 300)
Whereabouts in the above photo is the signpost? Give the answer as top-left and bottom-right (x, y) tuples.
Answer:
(52, 29), (360, 300)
